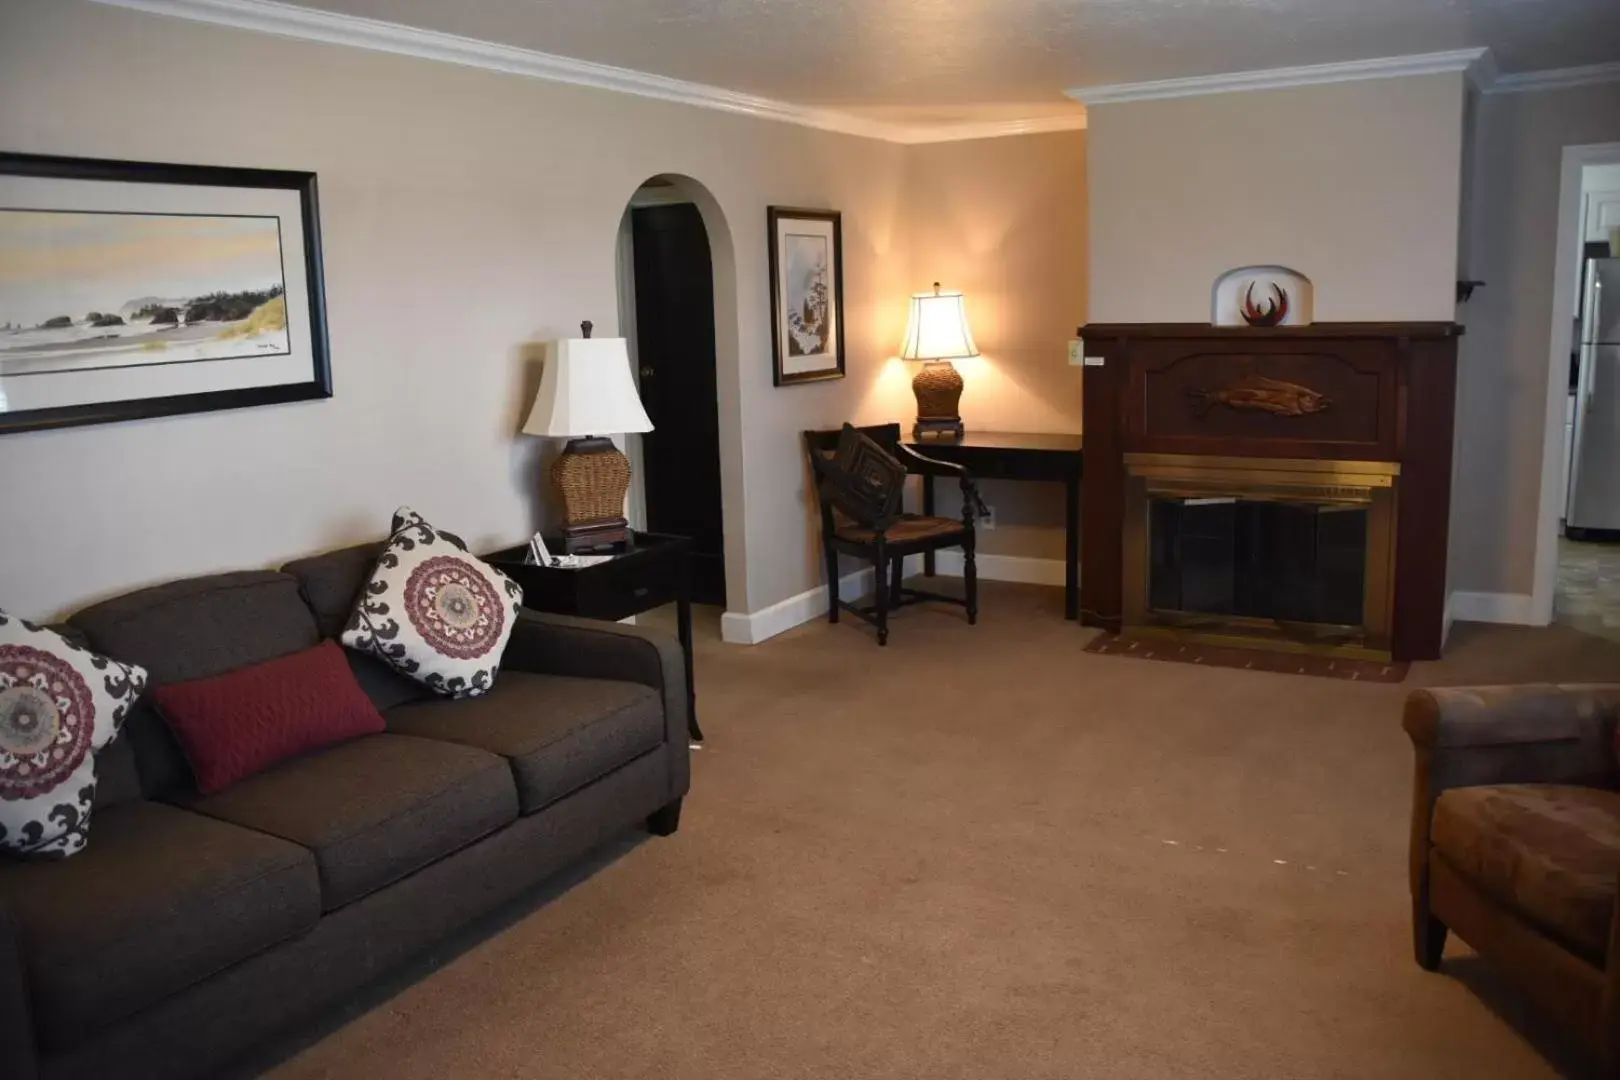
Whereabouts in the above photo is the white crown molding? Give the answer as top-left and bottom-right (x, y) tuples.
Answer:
(88, 0), (900, 140)
(1489, 61), (1620, 94)
(88, 0), (1086, 145)
(896, 113), (1088, 145)
(1067, 48), (1491, 105)
(1465, 49), (1500, 92)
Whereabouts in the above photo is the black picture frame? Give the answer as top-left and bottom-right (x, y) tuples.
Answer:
(0, 152), (332, 434)
(767, 206), (845, 386)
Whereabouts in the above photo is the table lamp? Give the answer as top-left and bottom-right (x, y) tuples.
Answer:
(522, 321), (653, 552)
(900, 283), (978, 439)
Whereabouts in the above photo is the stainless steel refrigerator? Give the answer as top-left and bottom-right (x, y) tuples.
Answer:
(1566, 257), (1620, 534)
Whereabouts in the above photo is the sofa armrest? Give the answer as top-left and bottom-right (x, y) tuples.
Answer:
(0, 898), (39, 1080)
(502, 609), (690, 797)
(1403, 684), (1620, 896)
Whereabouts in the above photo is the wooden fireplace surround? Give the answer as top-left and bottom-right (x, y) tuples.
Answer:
(1078, 322), (1463, 661)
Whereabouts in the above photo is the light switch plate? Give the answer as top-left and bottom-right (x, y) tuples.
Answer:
(1067, 340), (1084, 365)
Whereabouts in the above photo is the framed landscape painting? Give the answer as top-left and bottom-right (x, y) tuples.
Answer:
(767, 206), (844, 386)
(0, 152), (331, 434)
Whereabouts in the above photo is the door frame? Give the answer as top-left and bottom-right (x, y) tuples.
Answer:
(613, 174), (744, 610)
(1531, 141), (1620, 624)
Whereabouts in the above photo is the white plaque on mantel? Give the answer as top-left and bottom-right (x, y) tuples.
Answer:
(1211, 265), (1314, 326)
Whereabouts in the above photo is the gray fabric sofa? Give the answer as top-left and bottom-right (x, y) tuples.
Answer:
(0, 542), (691, 1080)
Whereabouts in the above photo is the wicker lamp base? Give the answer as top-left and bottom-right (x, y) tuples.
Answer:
(912, 359), (965, 440)
(551, 436), (632, 552)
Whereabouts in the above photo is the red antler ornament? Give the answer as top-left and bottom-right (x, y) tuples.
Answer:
(1240, 281), (1290, 327)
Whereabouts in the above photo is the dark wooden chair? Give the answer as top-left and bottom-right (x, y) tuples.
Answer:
(803, 423), (982, 646)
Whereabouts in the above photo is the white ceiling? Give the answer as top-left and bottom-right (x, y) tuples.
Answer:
(282, 0), (1619, 118)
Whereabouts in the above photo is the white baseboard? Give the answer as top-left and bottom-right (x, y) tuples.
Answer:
(719, 568), (875, 645)
(1447, 590), (1537, 626)
(719, 553), (1068, 645)
(932, 551), (1067, 586)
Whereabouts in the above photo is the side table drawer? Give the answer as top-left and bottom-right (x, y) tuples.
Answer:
(579, 565), (677, 621)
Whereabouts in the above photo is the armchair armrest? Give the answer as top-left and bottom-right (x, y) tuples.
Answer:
(501, 609), (690, 799)
(1404, 684), (1620, 786)
(0, 896), (39, 1080)
(893, 443), (966, 479)
(893, 444), (987, 521)
(1403, 684), (1620, 896)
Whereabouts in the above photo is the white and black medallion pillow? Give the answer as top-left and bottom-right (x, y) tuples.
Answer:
(342, 507), (522, 699)
(0, 611), (147, 858)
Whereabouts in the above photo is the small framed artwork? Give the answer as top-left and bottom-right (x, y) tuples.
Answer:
(0, 152), (332, 434)
(767, 206), (844, 386)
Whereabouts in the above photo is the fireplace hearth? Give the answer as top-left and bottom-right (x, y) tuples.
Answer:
(1079, 323), (1461, 662)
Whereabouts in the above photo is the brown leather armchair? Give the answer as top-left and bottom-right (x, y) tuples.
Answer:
(1404, 684), (1620, 1072)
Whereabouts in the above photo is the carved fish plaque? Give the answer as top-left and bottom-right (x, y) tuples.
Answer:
(1189, 375), (1331, 417)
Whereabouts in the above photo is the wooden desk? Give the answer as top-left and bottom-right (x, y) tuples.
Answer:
(905, 431), (1084, 619)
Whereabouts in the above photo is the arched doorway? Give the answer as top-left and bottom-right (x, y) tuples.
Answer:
(616, 175), (728, 606)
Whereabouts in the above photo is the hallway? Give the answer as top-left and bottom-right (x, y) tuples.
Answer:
(1554, 536), (1620, 642)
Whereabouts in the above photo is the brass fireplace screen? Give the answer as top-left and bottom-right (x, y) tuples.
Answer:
(1122, 453), (1400, 658)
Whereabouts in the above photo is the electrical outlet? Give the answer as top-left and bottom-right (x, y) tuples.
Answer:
(980, 504), (996, 529)
(1067, 340), (1084, 365)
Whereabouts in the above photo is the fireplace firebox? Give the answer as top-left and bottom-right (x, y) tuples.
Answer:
(1078, 323), (1461, 662)
(1123, 453), (1398, 658)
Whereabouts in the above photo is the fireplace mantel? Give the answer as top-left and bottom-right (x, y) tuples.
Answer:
(1080, 322), (1463, 340)
(1078, 321), (1463, 661)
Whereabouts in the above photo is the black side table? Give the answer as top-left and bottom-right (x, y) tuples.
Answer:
(488, 532), (702, 742)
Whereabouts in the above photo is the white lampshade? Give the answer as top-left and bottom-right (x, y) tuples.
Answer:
(521, 334), (653, 439)
(899, 284), (979, 362)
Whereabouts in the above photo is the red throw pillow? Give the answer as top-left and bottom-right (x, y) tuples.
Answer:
(152, 640), (386, 794)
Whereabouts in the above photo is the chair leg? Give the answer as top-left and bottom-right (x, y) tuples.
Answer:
(890, 557), (904, 607)
(825, 547), (840, 623)
(1413, 896), (1447, 971)
(964, 539), (979, 626)
(874, 544), (890, 646)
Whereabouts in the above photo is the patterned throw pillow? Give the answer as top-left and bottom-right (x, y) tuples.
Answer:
(341, 507), (522, 699)
(0, 611), (147, 858)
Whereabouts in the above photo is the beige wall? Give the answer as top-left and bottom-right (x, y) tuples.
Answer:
(888, 133), (1088, 560)
(0, 0), (1084, 620)
(1451, 82), (1620, 597)
(0, 0), (911, 619)
(1087, 74), (1467, 322)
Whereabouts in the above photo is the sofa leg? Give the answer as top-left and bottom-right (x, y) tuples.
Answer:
(1414, 903), (1447, 971)
(647, 797), (683, 837)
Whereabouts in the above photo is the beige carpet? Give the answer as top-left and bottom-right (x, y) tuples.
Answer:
(263, 582), (1620, 1080)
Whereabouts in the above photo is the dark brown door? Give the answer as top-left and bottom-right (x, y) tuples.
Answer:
(631, 203), (725, 605)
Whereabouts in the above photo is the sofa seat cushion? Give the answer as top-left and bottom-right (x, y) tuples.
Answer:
(173, 733), (517, 911)
(1432, 783), (1620, 962)
(0, 799), (318, 1052)
(386, 671), (662, 814)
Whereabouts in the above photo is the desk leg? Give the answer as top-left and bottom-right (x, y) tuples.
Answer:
(1065, 471), (1080, 620)
(676, 592), (702, 742)
(922, 475), (936, 577)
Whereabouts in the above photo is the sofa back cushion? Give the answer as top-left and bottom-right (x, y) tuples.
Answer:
(69, 571), (321, 798)
(282, 543), (429, 712)
(283, 543), (384, 639)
